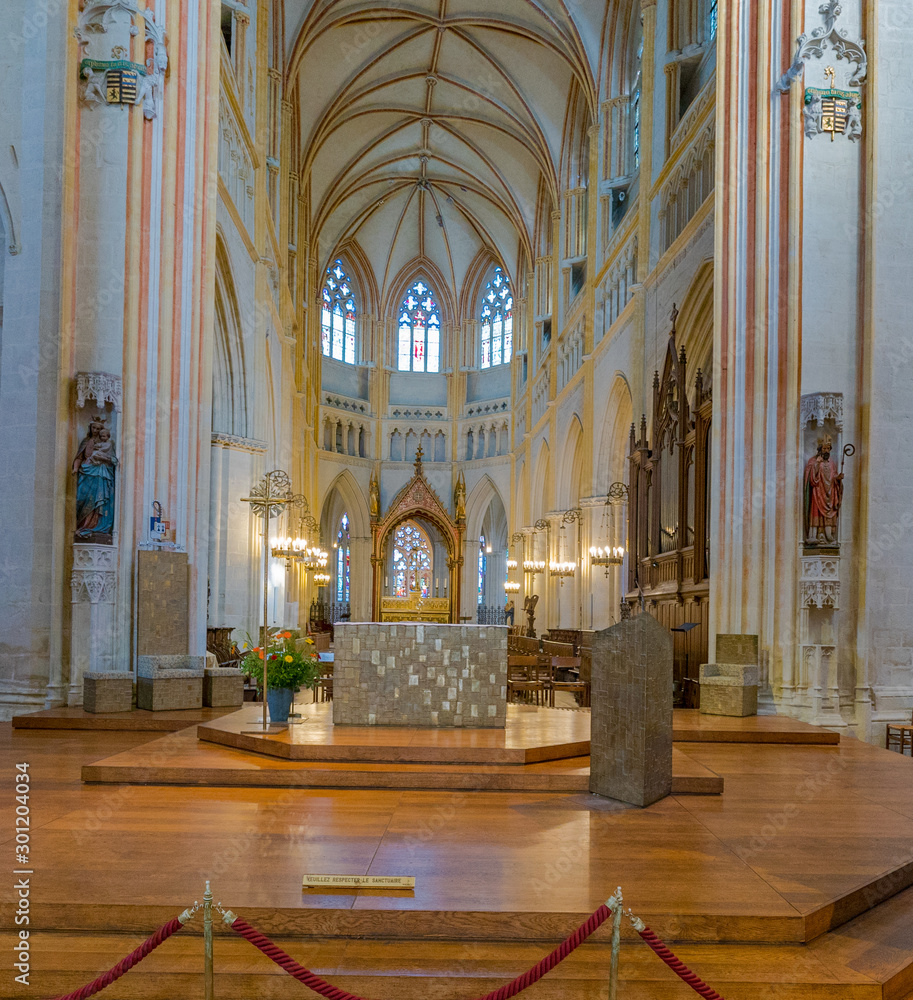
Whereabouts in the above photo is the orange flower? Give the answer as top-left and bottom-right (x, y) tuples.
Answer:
(258, 651), (264, 659)
(281, 631), (292, 638)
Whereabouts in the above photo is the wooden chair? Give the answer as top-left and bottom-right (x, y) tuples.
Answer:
(314, 662), (334, 703)
(548, 656), (590, 708)
(507, 655), (547, 706)
(541, 639), (574, 658)
(886, 722), (913, 756)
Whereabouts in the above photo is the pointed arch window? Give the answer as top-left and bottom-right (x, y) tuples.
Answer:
(321, 259), (357, 364)
(480, 267), (513, 369)
(392, 521), (432, 596)
(397, 280), (441, 372)
(335, 513), (350, 602)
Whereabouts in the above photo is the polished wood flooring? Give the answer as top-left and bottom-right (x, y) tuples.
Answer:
(2, 718), (912, 999)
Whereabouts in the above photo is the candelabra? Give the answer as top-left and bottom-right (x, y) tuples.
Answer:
(590, 483), (629, 576)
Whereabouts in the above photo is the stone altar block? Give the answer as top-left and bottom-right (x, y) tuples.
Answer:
(589, 614), (673, 807)
(333, 623), (508, 727)
(136, 655), (204, 711)
(83, 671), (133, 713)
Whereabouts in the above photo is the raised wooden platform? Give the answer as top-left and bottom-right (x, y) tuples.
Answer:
(12, 703), (841, 744)
(198, 703), (589, 763)
(81, 724), (724, 794)
(3, 720), (913, 999)
(11, 705), (238, 731)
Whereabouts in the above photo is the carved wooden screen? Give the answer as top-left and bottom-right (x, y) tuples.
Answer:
(626, 315), (712, 705)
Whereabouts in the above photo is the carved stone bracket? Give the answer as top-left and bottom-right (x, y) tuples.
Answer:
(210, 432), (267, 454)
(800, 392), (843, 431)
(801, 555), (839, 581)
(71, 544), (117, 604)
(76, 371), (123, 412)
(801, 579), (840, 609)
(776, 1), (867, 93)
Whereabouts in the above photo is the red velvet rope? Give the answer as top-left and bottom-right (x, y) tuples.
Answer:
(636, 925), (726, 1000)
(229, 903), (611, 1000)
(50, 917), (186, 1000)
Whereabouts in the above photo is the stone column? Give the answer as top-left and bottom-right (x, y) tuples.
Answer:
(58, 0), (220, 704)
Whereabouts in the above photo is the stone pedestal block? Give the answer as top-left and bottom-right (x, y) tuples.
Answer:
(203, 668), (244, 707)
(699, 663), (759, 717)
(83, 672), (133, 713)
(589, 614), (673, 807)
(136, 656), (205, 711)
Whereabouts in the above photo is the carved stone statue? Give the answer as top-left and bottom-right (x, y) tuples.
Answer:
(369, 475), (380, 520)
(523, 593), (538, 638)
(72, 415), (118, 543)
(803, 435), (844, 545)
(454, 473), (466, 522)
(504, 600), (515, 626)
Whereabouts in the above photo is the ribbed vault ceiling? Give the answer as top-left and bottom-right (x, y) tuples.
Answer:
(287, 1), (608, 314)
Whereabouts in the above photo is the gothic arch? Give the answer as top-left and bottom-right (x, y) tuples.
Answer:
(320, 238), (379, 318)
(213, 231), (249, 438)
(558, 415), (586, 508)
(465, 475), (506, 543)
(383, 257), (457, 325)
(532, 438), (551, 518)
(596, 374), (634, 493)
(675, 258), (714, 399)
(319, 468), (370, 543)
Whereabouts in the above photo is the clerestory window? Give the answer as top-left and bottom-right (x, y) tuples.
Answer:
(480, 267), (513, 369)
(397, 280), (441, 372)
(321, 259), (357, 364)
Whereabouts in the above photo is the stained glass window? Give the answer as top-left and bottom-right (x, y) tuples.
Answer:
(336, 513), (350, 602)
(480, 267), (513, 369)
(321, 259), (357, 365)
(708, 0), (718, 40)
(478, 534), (487, 605)
(632, 34), (643, 171)
(392, 521), (432, 597)
(397, 279), (441, 372)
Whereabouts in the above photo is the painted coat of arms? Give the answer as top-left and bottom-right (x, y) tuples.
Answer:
(804, 67), (862, 141)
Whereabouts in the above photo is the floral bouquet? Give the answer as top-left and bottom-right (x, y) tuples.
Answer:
(240, 629), (321, 693)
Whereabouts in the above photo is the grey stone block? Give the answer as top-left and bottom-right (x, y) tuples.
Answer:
(589, 614), (673, 807)
(137, 655), (206, 678)
(203, 668), (244, 707)
(699, 663), (759, 717)
(83, 672), (133, 713)
(136, 673), (203, 711)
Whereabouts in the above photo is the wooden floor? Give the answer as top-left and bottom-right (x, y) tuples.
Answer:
(2, 718), (912, 999)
